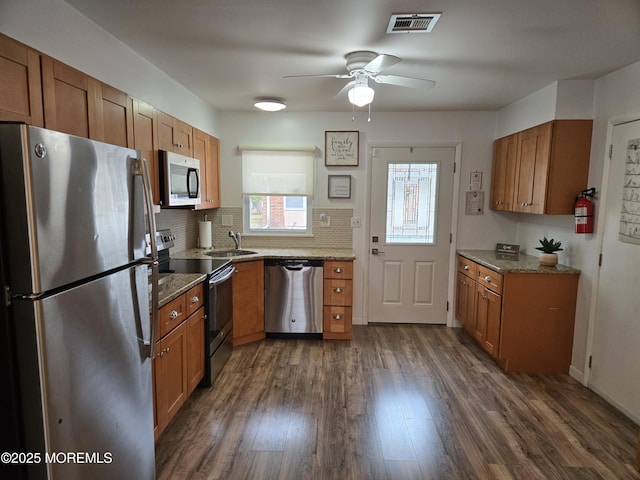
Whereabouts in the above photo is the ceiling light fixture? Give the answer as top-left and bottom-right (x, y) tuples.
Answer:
(347, 75), (375, 107)
(254, 98), (286, 111)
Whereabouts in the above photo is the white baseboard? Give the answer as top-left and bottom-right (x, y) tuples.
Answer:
(569, 365), (584, 384)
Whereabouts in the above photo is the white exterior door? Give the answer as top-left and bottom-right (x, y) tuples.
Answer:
(589, 119), (640, 421)
(368, 147), (455, 324)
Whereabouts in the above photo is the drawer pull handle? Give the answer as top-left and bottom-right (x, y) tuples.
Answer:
(169, 310), (180, 320)
(334, 287), (343, 293)
(334, 267), (343, 273)
(464, 265), (470, 270)
(484, 275), (491, 282)
(333, 314), (342, 320)
(522, 202), (530, 207)
(191, 295), (200, 304)
(481, 294), (488, 299)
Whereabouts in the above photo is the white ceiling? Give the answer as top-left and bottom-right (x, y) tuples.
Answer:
(66, 0), (640, 113)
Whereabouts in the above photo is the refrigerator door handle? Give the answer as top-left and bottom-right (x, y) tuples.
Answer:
(140, 157), (159, 359)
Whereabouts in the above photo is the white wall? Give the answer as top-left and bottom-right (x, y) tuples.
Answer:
(217, 111), (514, 324)
(0, 0), (220, 136)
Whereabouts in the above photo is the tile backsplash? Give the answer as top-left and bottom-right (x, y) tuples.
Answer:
(156, 207), (353, 252)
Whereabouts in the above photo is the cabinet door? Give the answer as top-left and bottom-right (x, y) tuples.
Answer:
(154, 321), (187, 436)
(208, 135), (221, 207)
(158, 112), (193, 155)
(513, 122), (552, 214)
(0, 33), (43, 126)
(490, 133), (517, 211)
(186, 308), (205, 394)
(474, 284), (502, 357)
(100, 83), (133, 148)
(173, 118), (193, 156)
(132, 99), (161, 205)
(232, 260), (265, 346)
(193, 129), (221, 209)
(456, 271), (476, 335)
(41, 56), (101, 139)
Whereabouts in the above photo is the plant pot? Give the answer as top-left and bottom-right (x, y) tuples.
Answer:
(538, 253), (558, 266)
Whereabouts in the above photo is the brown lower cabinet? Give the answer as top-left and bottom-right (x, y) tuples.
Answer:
(232, 260), (265, 346)
(153, 282), (205, 441)
(456, 254), (579, 374)
(323, 260), (353, 340)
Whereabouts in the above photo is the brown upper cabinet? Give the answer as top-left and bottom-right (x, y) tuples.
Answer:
(132, 99), (161, 205)
(490, 120), (593, 215)
(158, 112), (193, 156)
(41, 56), (102, 140)
(0, 33), (43, 126)
(193, 129), (221, 210)
(99, 83), (134, 148)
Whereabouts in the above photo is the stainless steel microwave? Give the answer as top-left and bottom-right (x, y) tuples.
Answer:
(159, 150), (201, 207)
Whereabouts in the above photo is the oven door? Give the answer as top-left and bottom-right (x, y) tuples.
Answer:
(203, 264), (234, 386)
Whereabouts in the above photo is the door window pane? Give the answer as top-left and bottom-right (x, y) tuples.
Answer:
(385, 163), (438, 244)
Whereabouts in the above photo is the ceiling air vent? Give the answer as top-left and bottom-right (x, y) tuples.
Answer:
(386, 13), (441, 34)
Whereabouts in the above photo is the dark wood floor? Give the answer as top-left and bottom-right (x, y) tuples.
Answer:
(156, 325), (639, 480)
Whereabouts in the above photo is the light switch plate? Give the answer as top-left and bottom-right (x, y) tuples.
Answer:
(221, 215), (233, 226)
(319, 213), (330, 227)
(351, 217), (361, 228)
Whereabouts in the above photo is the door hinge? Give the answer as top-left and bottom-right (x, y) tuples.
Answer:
(598, 253), (603, 267)
(608, 144), (613, 159)
(4, 286), (10, 307)
(446, 300), (449, 312)
(588, 355), (593, 369)
(453, 162), (456, 174)
(449, 233), (453, 244)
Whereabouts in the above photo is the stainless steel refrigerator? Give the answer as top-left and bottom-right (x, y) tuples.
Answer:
(0, 124), (159, 480)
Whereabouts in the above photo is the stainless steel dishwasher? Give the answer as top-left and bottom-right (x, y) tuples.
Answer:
(264, 259), (323, 334)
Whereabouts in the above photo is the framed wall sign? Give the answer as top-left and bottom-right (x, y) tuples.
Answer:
(328, 175), (351, 198)
(325, 130), (359, 166)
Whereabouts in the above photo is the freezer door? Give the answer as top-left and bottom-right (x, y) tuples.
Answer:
(0, 125), (146, 295)
(11, 265), (154, 480)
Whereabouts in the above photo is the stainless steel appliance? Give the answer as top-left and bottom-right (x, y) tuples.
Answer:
(0, 124), (158, 480)
(156, 230), (234, 386)
(264, 259), (323, 335)
(159, 150), (200, 206)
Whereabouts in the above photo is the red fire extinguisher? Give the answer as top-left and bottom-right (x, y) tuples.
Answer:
(575, 188), (596, 234)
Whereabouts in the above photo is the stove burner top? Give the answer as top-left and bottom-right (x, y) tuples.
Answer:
(162, 257), (232, 275)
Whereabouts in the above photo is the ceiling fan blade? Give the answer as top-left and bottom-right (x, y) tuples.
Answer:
(283, 73), (351, 79)
(364, 54), (401, 74)
(333, 80), (355, 99)
(373, 74), (436, 89)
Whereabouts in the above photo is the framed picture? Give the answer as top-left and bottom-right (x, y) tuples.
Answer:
(325, 130), (359, 166)
(328, 175), (351, 199)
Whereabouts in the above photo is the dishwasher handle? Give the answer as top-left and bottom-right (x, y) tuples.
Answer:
(284, 263), (305, 271)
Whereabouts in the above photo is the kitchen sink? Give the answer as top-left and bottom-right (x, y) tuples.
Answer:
(206, 249), (257, 257)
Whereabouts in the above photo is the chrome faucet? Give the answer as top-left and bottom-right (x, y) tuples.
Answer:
(228, 230), (241, 249)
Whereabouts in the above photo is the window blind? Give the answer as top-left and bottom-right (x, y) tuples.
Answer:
(241, 150), (315, 196)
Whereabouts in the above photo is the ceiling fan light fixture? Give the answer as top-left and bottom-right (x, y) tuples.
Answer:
(254, 98), (286, 111)
(347, 77), (375, 107)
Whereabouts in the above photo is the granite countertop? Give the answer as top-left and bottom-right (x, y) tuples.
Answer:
(457, 249), (581, 275)
(153, 272), (207, 308)
(171, 247), (356, 262)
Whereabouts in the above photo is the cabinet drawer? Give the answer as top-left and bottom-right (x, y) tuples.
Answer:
(158, 294), (186, 339)
(457, 256), (477, 278)
(323, 306), (352, 334)
(324, 261), (353, 280)
(324, 279), (353, 306)
(185, 283), (204, 317)
(477, 265), (503, 294)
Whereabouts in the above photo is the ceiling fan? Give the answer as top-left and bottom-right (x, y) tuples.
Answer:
(284, 51), (436, 107)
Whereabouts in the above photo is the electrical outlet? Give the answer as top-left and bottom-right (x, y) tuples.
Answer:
(221, 215), (233, 226)
(351, 217), (361, 228)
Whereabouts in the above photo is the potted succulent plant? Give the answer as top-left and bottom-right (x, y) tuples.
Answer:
(536, 237), (563, 266)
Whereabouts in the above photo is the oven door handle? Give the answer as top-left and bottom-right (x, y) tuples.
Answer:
(210, 266), (236, 285)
